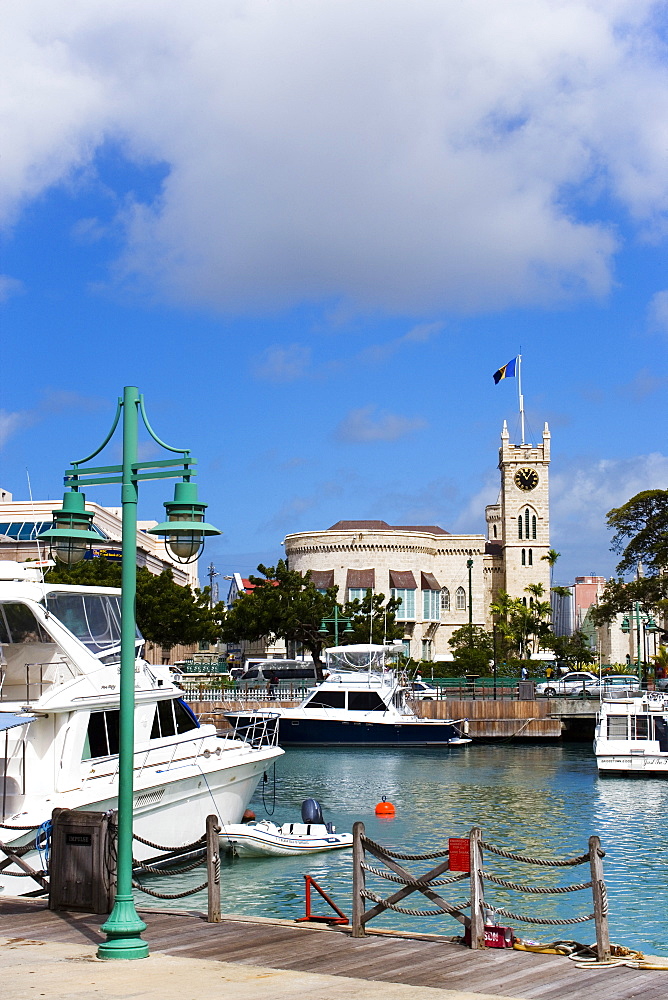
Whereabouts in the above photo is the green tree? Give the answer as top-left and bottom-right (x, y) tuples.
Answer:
(607, 489), (668, 576)
(589, 576), (668, 626)
(448, 625), (494, 675)
(541, 548), (561, 587)
(550, 630), (596, 668)
(46, 556), (223, 649)
(340, 590), (404, 645)
(219, 561), (335, 679)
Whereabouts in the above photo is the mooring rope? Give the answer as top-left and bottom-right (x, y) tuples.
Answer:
(362, 888), (470, 918)
(133, 855), (206, 876)
(362, 836), (450, 861)
(0, 823), (37, 831)
(132, 879), (209, 899)
(488, 905), (594, 925)
(481, 842), (592, 867)
(132, 832), (206, 853)
(361, 862), (468, 887)
(481, 872), (593, 894)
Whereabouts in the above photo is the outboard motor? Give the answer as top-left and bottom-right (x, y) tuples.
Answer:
(301, 798), (336, 833)
(301, 798), (324, 824)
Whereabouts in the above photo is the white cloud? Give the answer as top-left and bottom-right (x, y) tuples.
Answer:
(253, 343), (312, 382)
(336, 405), (426, 443)
(3, 2), (668, 314)
(550, 452), (668, 577)
(0, 274), (24, 303)
(648, 290), (668, 333)
(0, 408), (34, 447)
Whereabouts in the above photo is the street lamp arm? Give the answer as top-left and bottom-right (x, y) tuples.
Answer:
(138, 394), (192, 456)
(71, 396), (123, 466)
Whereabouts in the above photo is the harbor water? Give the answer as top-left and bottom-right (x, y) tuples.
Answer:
(137, 742), (668, 957)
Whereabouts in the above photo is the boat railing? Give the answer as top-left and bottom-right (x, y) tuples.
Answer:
(0, 658), (80, 704)
(224, 711), (281, 749)
(181, 682), (311, 704)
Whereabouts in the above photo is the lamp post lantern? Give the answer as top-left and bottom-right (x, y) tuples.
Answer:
(620, 602), (657, 684)
(319, 605), (354, 645)
(39, 387), (220, 960)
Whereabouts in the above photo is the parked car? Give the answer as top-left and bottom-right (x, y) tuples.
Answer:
(406, 680), (439, 701)
(536, 671), (598, 698)
(582, 675), (641, 699)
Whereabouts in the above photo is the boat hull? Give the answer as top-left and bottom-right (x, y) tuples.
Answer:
(596, 754), (668, 776)
(223, 823), (353, 857)
(0, 744), (281, 895)
(229, 713), (466, 747)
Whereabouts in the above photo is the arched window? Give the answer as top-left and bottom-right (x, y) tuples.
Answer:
(518, 515), (523, 539)
(524, 508), (530, 539)
(523, 596), (527, 606)
(493, 524), (497, 538)
(440, 587), (450, 611)
(521, 548), (526, 565)
(528, 548), (533, 565)
(455, 586), (466, 610)
(532, 514), (537, 539)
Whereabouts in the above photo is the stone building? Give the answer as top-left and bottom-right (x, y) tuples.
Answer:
(284, 421), (552, 661)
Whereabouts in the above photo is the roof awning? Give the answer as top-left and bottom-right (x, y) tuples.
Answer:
(0, 714), (36, 733)
(309, 570), (335, 590)
(346, 569), (375, 590)
(421, 571), (441, 591)
(389, 570), (417, 589)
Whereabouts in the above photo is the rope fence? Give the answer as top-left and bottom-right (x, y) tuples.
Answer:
(131, 815), (221, 920)
(351, 823), (611, 959)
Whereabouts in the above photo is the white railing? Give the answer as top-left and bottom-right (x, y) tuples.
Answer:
(224, 711), (281, 749)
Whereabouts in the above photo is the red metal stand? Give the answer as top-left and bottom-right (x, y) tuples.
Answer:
(296, 875), (349, 924)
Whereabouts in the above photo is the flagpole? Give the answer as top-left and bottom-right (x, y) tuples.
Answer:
(517, 353), (525, 445)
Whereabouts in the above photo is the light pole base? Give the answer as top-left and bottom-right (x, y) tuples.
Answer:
(98, 896), (149, 960)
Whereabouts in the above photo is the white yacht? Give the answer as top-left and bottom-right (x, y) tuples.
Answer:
(225, 644), (471, 747)
(0, 560), (283, 894)
(594, 691), (668, 775)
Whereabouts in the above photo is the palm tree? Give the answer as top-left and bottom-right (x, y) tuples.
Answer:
(541, 548), (561, 588)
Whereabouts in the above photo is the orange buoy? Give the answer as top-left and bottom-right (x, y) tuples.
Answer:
(375, 796), (395, 816)
(242, 809), (256, 822)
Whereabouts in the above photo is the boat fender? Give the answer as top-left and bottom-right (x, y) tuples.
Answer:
(301, 798), (325, 824)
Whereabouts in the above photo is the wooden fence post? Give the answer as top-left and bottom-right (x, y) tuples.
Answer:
(352, 821), (366, 937)
(206, 814), (221, 923)
(589, 835), (610, 961)
(469, 827), (485, 949)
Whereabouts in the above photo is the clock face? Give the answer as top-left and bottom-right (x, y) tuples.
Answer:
(514, 467), (539, 492)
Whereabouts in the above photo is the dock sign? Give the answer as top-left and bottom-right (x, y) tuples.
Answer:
(448, 837), (470, 872)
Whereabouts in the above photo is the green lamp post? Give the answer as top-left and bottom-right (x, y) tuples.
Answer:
(621, 603), (657, 681)
(39, 387), (220, 960)
(319, 606), (354, 645)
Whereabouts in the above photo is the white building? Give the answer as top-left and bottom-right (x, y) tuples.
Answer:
(284, 421), (553, 661)
(0, 491), (199, 589)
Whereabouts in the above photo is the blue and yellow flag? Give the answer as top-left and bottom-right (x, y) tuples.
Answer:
(493, 357), (517, 384)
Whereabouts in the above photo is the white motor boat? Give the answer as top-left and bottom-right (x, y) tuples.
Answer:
(594, 690), (668, 775)
(0, 560), (283, 894)
(223, 798), (353, 857)
(225, 644), (471, 747)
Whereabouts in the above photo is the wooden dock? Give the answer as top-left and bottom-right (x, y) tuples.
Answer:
(0, 898), (665, 999)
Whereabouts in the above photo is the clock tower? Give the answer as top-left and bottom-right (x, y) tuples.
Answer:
(498, 419), (551, 599)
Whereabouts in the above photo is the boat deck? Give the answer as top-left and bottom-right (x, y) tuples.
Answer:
(0, 898), (665, 999)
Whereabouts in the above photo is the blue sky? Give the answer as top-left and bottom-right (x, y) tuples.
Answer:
(2, 1), (668, 589)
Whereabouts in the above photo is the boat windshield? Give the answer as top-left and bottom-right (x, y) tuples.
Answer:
(42, 592), (142, 654)
(326, 646), (399, 671)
